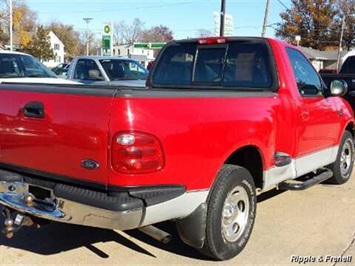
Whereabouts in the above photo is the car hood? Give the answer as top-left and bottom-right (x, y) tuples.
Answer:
(0, 77), (81, 85)
(109, 79), (146, 87)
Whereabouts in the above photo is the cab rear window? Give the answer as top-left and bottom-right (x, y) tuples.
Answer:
(151, 40), (275, 90)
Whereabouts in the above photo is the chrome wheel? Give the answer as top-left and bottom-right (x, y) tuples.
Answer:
(340, 140), (353, 176)
(221, 186), (250, 243)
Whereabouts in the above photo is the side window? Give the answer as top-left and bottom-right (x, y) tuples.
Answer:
(74, 59), (103, 80)
(286, 48), (322, 97)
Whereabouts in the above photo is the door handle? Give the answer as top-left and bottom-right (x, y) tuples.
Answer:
(23, 101), (45, 118)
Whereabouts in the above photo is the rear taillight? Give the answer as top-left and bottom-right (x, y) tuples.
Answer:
(112, 131), (164, 174)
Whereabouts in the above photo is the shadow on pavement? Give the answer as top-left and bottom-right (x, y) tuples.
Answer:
(0, 217), (155, 258)
(0, 216), (206, 260)
(257, 188), (287, 203)
(125, 221), (208, 260)
(0, 189), (294, 260)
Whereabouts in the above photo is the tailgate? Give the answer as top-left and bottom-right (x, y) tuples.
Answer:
(0, 85), (115, 186)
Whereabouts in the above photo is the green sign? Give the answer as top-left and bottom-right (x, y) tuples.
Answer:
(102, 36), (111, 49)
(102, 23), (112, 56)
(102, 23), (111, 36)
(104, 25), (110, 34)
(133, 42), (166, 49)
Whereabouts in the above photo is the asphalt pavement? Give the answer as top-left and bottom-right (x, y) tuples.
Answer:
(1, 172), (354, 266)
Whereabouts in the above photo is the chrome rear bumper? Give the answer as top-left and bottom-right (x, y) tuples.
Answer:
(0, 181), (142, 230)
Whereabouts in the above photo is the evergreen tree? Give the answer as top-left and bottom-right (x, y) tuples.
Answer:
(21, 26), (54, 61)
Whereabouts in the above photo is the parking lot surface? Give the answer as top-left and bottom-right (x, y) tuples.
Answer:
(1, 173), (354, 266)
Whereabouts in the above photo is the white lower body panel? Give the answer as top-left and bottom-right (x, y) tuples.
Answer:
(263, 146), (339, 191)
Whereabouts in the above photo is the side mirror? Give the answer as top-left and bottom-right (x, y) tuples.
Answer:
(330, 80), (348, 96)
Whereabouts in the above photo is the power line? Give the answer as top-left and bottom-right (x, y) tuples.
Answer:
(276, 0), (289, 10)
(36, 1), (214, 15)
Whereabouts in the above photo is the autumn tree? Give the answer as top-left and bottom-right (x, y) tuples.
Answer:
(21, 26), (54, 61)
(0, 0), (37, 47)
(114, 18), (144, 44)
(141, 25), (174, 42)
(276, 0), (338, 50)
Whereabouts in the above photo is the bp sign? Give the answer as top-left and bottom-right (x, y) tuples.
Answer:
(102, 23), (111, 36)
(102, 23), (112, 56)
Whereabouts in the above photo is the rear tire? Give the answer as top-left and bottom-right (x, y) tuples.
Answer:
(327, 130), (354, 184)
(199, 165), (256, 261)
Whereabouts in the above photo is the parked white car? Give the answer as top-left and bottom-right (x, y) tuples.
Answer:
(0, 51), (78, 85)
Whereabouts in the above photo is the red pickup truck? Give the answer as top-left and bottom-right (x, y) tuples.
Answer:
(0, 37), (353, 261)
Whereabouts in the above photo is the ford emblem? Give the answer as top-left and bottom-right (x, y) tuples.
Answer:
(81, 159), (100, 170)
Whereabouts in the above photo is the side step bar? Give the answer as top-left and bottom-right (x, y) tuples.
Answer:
(278, 169), (333, 191)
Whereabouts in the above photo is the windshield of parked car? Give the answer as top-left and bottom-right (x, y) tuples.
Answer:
(99, 59), (148, 81)
(0, 53), (56, 78)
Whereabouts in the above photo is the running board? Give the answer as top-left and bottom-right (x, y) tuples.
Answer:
(278, 169), (333, 191)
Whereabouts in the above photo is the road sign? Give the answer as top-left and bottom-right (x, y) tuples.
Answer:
(214, 11), (234, 36)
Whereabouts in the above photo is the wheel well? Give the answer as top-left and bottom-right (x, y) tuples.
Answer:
(345, 122), (355, 138)
(224, 146), (263, 190)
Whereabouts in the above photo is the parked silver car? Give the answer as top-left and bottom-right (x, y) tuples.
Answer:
(67, 56), (148, 87)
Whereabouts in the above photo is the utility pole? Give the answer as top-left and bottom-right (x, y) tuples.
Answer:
(220, 0), (226, 36)
(83, 18), (93, 56)
(9, 0), (13, 51)
(261, 0), (270, 37)
(336, 17), (345, 72)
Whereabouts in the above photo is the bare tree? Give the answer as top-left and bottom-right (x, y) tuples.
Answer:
(196, 29), (212, 37)
(141, 25), (174, 42)
(77, 30), (97, 55)
(332, 0), (355, 51)
(113, 18), (144, 44)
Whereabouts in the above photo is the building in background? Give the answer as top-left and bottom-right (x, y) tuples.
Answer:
(111, 44), (156, 67)
(299, 47), (354, 72)
(41, 31), (65, 68)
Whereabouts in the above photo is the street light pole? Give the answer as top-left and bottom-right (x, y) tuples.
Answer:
(261, 0), (271, 37)
(83, 18), (93, 56)
(220, 0), (226, 36)
(9, 0), (13, 51)
(336, 16), (346, 73)
(336, 14), (355, 72)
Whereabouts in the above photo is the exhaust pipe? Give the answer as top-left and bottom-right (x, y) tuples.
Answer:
(138, 225), (172, 244)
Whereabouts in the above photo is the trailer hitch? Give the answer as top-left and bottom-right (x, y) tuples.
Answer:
(1, 207), (42, 238)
